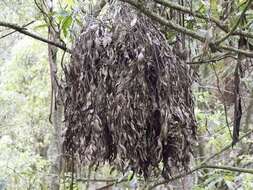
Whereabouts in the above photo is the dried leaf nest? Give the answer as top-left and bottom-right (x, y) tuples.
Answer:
(63, 4), (196, 178)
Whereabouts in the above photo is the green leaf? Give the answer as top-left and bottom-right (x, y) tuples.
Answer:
(33, 24), (48, 30)
(62, 15), (73, 37)
(127, 171), (134, 181)
(210, 0), (218, 17)
(65, 0), (74, 7)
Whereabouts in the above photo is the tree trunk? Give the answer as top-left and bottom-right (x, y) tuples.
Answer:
(46, 0), (63, 189)
(48, 102), (63, 190)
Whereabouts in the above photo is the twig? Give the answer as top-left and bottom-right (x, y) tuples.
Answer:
(221, 45), (253, 58)
(96, 176), (128, 190)
(76, 178), (119, 183)
(215, 0), (253, 45)
(86, 166), (92, 190)
(233, 30), (253, 40)
(149, 166), (203, 189)
(34, 0), (57, 33)
(120, 0), (206, 42)
(119, 0), (253, 58)
(202, 164), (253, 174)
(96, 148), (253, 190)
(245, 91), (253, 130)
(201, 129), (253, 163)
(74, 177), (147, 183)
(149, 129), (253, 189)
(0, 21), (71, 53)
(0, 20), (35, 39)
(187, 53), (237, 65)
(153, 0), (226, 31)
(149, 163), (253, 189)
(154, 0), (253, 40)
(211, 63), (233, 139)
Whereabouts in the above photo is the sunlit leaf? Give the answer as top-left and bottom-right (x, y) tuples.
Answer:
(62, 15), (73, 37)
(210, 0), (218, 17)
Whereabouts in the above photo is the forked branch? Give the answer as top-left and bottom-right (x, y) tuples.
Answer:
(0, 21), (71, 53)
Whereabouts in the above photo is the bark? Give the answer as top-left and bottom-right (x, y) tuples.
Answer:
(48, 102), (63, 190)
(46, 0), (63, 189)
(0, 21), (70, 52)
(120, 0), (253, 58)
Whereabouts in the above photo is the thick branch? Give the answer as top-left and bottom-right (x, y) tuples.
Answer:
(154, 0), (253, 40)
(153, 0), (226, 30)
(120, 0), (253, 58)
(0, 21), (71, 53)
(120, 0), (206, 42)
(215, 0), (253, 45)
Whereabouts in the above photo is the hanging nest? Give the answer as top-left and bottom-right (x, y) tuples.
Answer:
(62, 3), (196, 179)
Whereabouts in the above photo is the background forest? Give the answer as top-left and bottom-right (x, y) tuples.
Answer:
(0, 0), (253, 189)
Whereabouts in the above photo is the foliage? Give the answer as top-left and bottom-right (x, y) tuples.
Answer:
(63, 2), (196, 179)
(0, 0), (253, 189)
(0, 38), (51, 189)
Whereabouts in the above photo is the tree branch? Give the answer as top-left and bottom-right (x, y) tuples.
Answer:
(203, 164), (253, 174)
(202, 129), (253, 164)
(0, 21), (71, 53)
(154, 0), (253, 40)
(211, 63), (233, 139)
(71, 130), (253, 190)
(149, 129), (253, 189)
(34, 0), (57, 34)
(215, 0), (253, 45)
(96, 176), (129, 190)
(0, 21), (35, 39)
(233, 30), (253, 40)
(153, 0), (226, 31)
(221, 44), (253, 58)
(120, 0), (206, 42)
(119, 0), (253, 58)
(149, 163), (253, 189)
(187, 53), (237, 65)
(76, 178), (119, 183)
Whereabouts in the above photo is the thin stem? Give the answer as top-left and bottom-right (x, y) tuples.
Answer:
(0, 20), (35, 39)
(215, 0), (253, 45)
(0, 21), (71, 53)
(153, 0), (226, 31)
(211, 63), (233, 139)
(150, 129), (253, 189)
(120, 0), (206, 42)
(120, 0), (253, 58)
(154, 0), (253, 40)
(187, 53), (237, 65)
(150, 164), (253, 189)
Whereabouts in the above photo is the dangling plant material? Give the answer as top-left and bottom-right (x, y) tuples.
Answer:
(62, 2), (196, 179)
